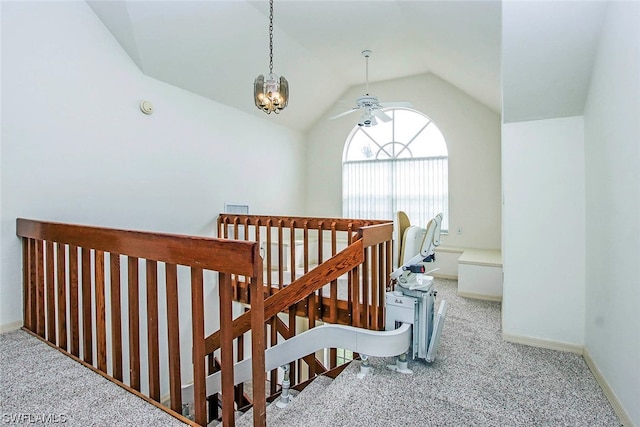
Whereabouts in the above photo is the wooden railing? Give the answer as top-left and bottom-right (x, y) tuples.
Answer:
(213, 214), (394, 396)
(16, 218), (266, 427)
(16, 215), (394, 426)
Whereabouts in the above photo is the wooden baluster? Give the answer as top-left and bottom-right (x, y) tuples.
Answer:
(218, 271), (234, 427)
(317, 223), (324, 320)
(95, 250), (107, 372)
(370, 244), (379, 330)
(146, 260), (160, 402)
(330, 223), (338, 324)
(347, 224), (359, 327)
(235, 329), (245, 408)
(289, 221), (296, 282)
(23, 239), (32, 331)
(383, 239), (392, 327)
(69, 245), (80, 357)
(244, 217), (251, 241)
(361, 247), (370, 329)
(303, 221), (317, 379)
(191, 267), (207, 427)
(165, 263), (182, 413)
(266, 219), (273, 295)
(45, 241), (55, 344)
(128, 256), (141, 391)
(81, 247), (93, 364)
(56, 243), (67, 350)
(233, 217), (240, 239)
(110, 253), (123, 381)
(255, 219), (262, 291)
(28, 239), (37, 332)
(288, 220), (297, 383)
(36, 240), (45, 337)
(303, 221), (309, 273)
(206, 355), (219, 422)
(270, 317), (278, 395)
(277, 220), (284, 290)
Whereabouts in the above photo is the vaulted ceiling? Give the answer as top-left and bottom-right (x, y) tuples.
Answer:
(87, 1), (607, 132)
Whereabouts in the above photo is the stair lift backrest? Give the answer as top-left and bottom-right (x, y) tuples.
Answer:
(399, 226), (427, 266)
(394, 211), (412, 269)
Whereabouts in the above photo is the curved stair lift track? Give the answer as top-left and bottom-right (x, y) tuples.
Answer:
(181, 322), (412, 403)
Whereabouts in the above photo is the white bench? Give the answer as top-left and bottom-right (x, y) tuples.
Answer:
(457, 248), (502, 301)
(431, 246), (503, 301)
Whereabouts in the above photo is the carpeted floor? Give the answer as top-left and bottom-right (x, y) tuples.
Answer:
(1, 278), (623, 426)
(0, 330), (187, 426)
(237, 278), (622, 427)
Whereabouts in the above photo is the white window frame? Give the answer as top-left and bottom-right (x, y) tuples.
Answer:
(342, 108), (449, 231)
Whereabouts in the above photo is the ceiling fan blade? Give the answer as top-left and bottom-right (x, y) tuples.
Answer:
(329, 108), (359, 120)
(379, 101), (413, 108)
(372, 109), (392, 122)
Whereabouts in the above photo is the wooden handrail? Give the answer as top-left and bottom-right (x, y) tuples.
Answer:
(16, 218), (261, 276)
(204, 238), (364, 354)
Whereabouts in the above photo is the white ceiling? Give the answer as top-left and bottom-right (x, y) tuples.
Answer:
(87, 0), (608, 132)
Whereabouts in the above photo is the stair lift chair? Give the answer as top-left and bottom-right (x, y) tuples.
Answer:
(386, 212), (448, 370)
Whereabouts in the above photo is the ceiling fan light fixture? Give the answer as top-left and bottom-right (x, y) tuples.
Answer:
(254, 0), (288, 114)
(358, 111), (377, 127)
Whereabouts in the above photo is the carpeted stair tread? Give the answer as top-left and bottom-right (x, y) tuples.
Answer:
(235, 374), (334, 427)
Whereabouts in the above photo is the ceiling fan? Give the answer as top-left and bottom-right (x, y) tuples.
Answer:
(330, 50), (411, 127)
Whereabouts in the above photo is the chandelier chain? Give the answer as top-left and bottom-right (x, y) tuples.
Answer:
(269, 0), (274, 74)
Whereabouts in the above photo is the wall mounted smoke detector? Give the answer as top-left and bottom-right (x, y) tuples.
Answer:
(139, 100), (154, 115)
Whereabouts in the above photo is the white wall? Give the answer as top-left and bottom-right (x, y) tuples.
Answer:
(584, 1), (640, 424)
(0, 1), (306, 329)
(502, 116), (585, 346)
(305, 72), (502, 250)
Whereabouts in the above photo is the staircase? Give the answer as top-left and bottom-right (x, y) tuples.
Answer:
(233, 354), (459, 427)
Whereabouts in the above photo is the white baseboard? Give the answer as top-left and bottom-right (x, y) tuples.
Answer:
(457, 290), (502, 302)
(433, 273), (458, 280)
(502, 332), (583, 354)
(583, 348), (635, 427)
(0, 321), (23, 333)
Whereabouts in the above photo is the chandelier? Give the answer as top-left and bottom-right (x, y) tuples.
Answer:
(254, 0), (289, 114)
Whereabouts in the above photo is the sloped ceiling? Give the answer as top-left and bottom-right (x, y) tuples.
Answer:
(502, 0), (607, 123)
(87, 0), (501, 132)
(87, 0), (608, 132)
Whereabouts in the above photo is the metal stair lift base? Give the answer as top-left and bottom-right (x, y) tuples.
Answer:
(385, 277), (447, 367)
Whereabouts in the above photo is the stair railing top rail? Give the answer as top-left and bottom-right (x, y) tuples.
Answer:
(17, 218), (261, 275)
(217, 213), (391, 231)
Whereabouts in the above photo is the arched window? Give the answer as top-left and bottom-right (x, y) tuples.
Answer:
(342, 108), (449, 231)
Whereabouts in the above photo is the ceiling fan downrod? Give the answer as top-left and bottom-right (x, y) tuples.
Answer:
(362, 49), (372, 95)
